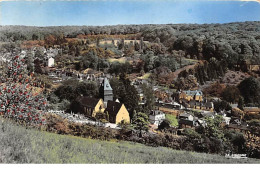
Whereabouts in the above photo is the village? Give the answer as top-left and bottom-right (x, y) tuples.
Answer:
(1, 44), (259, 138)
(1, 22), (260, 161)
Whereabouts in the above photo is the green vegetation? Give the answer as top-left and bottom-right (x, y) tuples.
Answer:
(165, 114), (178, 127)
(1, 118), (259, 164)
(131, 112), (150, 137)
(238, 77), (260, 106)
(109, 75), (139, 116)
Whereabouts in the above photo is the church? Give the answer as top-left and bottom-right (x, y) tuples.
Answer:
(74, 77), (130, 124)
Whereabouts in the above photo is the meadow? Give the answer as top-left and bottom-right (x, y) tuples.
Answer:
(0, 118), (259, 164)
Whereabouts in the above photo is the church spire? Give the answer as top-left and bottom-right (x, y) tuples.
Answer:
(99, 77), (113, 104)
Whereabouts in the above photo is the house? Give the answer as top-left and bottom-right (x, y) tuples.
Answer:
(48, 57), (54, 67)
(222, 116), (231, 126)
(199, 111), (216, 118)
(104, 100), (130, 124)
(178, 113), (199, 128)
(243, 107), (260, 115)
(178, 90), (203, 102)
(149, 110), (166, 126)
(227, 123), (250, 135)
(226, 117), (250, 134)
(180, 98), (214, 111)
(154, 102), (181, 116)
(76, 96), (105, 117)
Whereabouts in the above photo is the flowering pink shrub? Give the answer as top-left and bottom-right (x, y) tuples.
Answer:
(0, 55), (47, 125)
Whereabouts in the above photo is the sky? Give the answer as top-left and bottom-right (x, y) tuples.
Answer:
(1, 0), (260, 26)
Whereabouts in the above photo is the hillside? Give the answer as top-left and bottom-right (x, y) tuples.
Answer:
(0, 119), (259, 164)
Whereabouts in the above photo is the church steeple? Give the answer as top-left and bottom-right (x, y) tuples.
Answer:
(99, 77), (113, 104)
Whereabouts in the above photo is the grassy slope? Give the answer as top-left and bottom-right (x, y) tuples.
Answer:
(0, 119), (259, 164)
(165, 114), (178, 127)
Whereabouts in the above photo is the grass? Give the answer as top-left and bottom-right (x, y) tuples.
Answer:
(108, 57), (126, 63)
(165, 114), (179, 127)
(138, 73), (151, 80)
(0, 118), (260, 164)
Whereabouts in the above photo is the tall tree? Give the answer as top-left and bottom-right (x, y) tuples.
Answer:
(131, 112), (149, 137)
(140, 83), (155, 114)
(238, 96), (244, 111)
(238, 77), (260, 105)
(110, 74), (140, 117)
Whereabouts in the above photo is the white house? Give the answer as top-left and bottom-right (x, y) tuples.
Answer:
(48, 57), (55, 67)
(149, 110), (166, 126)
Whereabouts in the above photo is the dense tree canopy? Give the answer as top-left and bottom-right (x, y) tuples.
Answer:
(237, 77), (260, 106)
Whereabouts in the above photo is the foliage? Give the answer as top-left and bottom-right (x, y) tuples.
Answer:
(203, 82), (226, 98)
(238, 77), (260, 105)
(131, 112), (150, 137)
(158, 119), (171, 131)
(0, 55), (47, 125)
(213, 100), (232, 112)
(108, 61), (132, 75)
(221, 85), (241, 103)
(140, 83), (155, 114)
(174, 75), (198, 90)
(183, 128), (202, 139)
(224, 130), (247, 154)
(95, 111), (109, 123)
(247, 119), (260, 136)
(109, 75), (140, 117)
(200, 115), (225, 140)
(238, 96), (244, 111)
(2, 118), (259, 163)
(54, 80), (98, 102)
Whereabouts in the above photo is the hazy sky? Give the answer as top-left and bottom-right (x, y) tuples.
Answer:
(1, 0), (260, 26)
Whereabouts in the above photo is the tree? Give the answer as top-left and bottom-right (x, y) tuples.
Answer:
(131, 112), (150, 137)
(44, 34), (56, 47)
(224, 130), (247, 154)
(54, 80), (98, 102)
(34, 49), (45, 60)
(96, 38), (100, 47)
(238, 77), (260, 105)
(81, 52), (99, 70)
(110, 75), (140, 117)
(221, 85), (240, 103)
(248, 119), (260, 136)
(202, 115), (225, 140)
(158, 119), (171, 131)
(213, 100), (232, 112)
(25, 52), (35, 73)
(238, 96), (244, 111)
(0, 55), (47, 125)
(140, 83), (155, 114)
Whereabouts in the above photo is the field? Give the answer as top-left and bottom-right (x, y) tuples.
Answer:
(108, 57), (127, 63)
(0, 118), (260, 164)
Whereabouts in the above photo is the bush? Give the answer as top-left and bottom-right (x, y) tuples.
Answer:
(224, 130), (247, 154)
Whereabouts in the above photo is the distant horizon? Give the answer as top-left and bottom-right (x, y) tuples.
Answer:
(1, 20), (260, 27)
(1, 1), (260, 26)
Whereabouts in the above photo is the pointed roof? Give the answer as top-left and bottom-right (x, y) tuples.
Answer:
(104, 100), (123, 123)
(78, 96), (100, 109)
(183, 90), (203, 96)
(103, 77), (113, 91)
